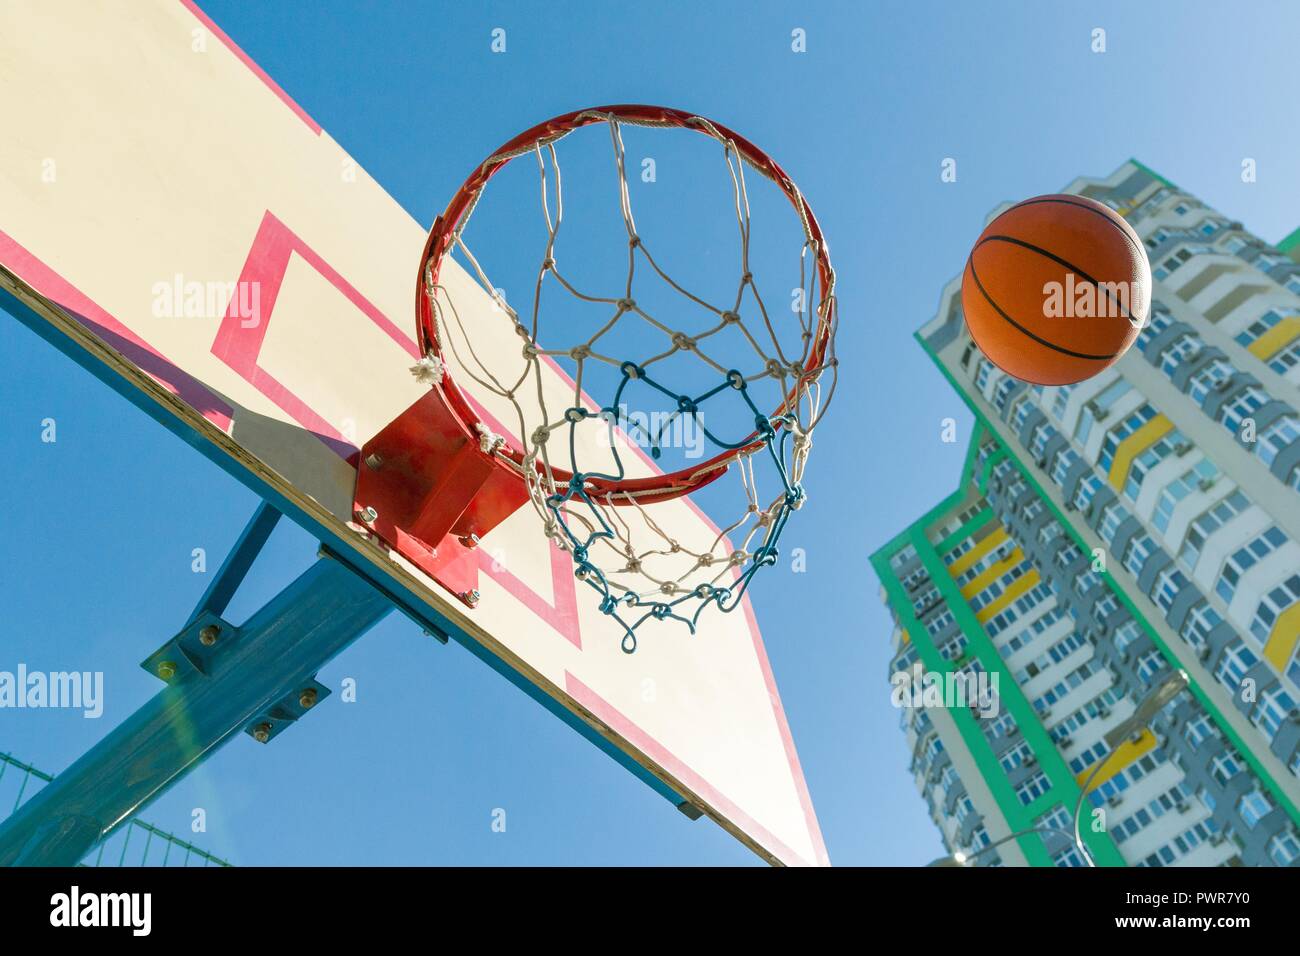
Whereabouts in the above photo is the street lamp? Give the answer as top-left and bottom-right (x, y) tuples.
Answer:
(1071, 668), (1189, 862)
(926, 825), (1081, 866)
(926, 668), (1190, 868)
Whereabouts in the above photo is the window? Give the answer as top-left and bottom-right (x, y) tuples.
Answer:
(1123, 430), (1185, 502)
(1099, 502), (1130, 546)
(1252, 253), (1287, 275)
(1152, 458), (1217, 534)
(1258, 417), (1299, 467)
(1030, 422), (1058, 460)
(976, 359), (995, 391)
(1215, 641), (1259, 691)
(993, 376), (1018, 411)
(1159, 334), (1201, 375)
(1073, 473), (1102, 511)
(1179, 490), (1249, 570)
(1220, 386), (1268, 436)
(1251, 575), (1300, 642)
(1008, 397), (1034, 434)
(1216, 526), (1287, 603)
(891, 544), (918, 571)
(1270, 338), (1300, 375)
(1180, 602), (1223, 652)
(999, 740), (1033, 773)
(1136, 649), (1167, 685)
(1051, 447), (1079, 485)
(1137, 308), (1174, 348)
(1184, 713), (1218, 747)
(1074, 570), (1101, 596)
(1188, 360), (1233, 405)
(1016, 770), (1050, 806)
(1122, 534), (1156, 577)
(1113, 620), (1142, 655)
(1269, 830), (1300, 866)
(1252, 685), (1296, 741)
(1237, 789), (1274, 829)
(1049, 385), (1075, 421)
(1099, 406), (1157, 472)
(1210, 751), (1243, 786)
(1152, 568), (1189, 613)
(1234, 309), (1283, 348)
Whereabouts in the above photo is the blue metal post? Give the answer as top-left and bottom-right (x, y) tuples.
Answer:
(0, 554), (393, 866)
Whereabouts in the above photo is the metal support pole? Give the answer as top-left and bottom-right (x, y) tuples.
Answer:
(0, 553), (393, 866)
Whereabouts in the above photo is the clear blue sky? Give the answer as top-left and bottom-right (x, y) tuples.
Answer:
(3, 0), (1299, 865)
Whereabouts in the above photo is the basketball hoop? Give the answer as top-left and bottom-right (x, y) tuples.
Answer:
(357, 104), (837, 652)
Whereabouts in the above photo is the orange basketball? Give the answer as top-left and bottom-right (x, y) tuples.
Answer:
(960, 194), (1151, 386)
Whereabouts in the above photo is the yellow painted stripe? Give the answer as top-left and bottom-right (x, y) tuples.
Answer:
(1076, 729), (1157, 789)
(1107, 414), (1174, 490)
(975, 569), (1040, 623)
(1247, 316), (1300, 360)
(947, 528), (1009, 577)
(1263, 603), (1300, 672)
(961, 548), (1025, 600)
(901, 629), (910, 645)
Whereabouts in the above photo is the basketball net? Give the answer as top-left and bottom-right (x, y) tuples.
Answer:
(416, 106), (837, 652)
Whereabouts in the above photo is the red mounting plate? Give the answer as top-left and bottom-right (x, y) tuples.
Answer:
(352, 386), (530, 607)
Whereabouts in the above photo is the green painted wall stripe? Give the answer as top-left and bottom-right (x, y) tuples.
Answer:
(935, 507), (995, 558)
(1128, 158), (1177, 190)
(872, 509), (1126, 867)
(914, 330), (1300, 831)
(1277, 225), (1300, 255)
(905, 525), (1127, 866)
(979, 447), (1007, 495)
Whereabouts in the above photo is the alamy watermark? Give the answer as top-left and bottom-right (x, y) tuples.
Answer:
(891, 668), (1000, 718)
(0, 664), (103, 718)
(1042, 273), (1145, 326)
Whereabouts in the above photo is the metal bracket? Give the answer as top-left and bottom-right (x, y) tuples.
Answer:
(352, 386), (529, 608)
(141, 611), (239, 683)
(245, 677), (332, 745)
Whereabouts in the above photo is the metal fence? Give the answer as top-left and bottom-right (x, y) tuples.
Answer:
(0, 751), (232, 866)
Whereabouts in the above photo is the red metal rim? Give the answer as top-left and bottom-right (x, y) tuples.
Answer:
(416, 104), (835, 501)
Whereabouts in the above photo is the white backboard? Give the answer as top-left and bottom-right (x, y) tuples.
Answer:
(0, 0), (826, 866)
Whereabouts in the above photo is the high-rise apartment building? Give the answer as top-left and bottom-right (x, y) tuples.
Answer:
(871, 160), (1300, 867)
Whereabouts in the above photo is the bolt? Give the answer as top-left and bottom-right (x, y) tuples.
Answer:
(252, 722), (272, 743)
(463, 589), (481, 608)
(356, 506), (378, 524)
(364, 453), (384, 470)
(157, 660), (177, 680)
(299, 688), (318, 709)
(459, 533), (481, 549)
(198, 624), (220, 646)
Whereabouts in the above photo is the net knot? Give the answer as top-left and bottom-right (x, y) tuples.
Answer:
(721, 310), (740, 324)
(409, 353), (445, 386)
(671, 332), (696, 351)
(569, 344), (592, 361)
(531, 425), (552, 445)
(618, 297), (636, 312)
(475, 423), (506, 455)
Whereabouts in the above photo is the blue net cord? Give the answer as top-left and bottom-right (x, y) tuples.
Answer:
(546, 362), (805, 653)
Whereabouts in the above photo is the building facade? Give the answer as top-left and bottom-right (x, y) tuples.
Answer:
(871, 160), (1300, 867)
